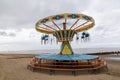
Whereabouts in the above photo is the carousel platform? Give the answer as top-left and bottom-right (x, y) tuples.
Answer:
(27, 54), (108, 75)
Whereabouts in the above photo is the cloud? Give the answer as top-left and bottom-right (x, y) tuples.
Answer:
(0, 30), (16, 37)
(0, 31), (7, 36)
(0, 0), (120, 51)
(0, 0), (91, 29)
(83, 0), (120, 37)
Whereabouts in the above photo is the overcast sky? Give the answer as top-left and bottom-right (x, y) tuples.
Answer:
(0, 0), (120, 51)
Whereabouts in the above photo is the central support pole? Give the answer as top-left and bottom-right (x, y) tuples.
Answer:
(63, 22), (66, 30)
(60, 23), (74, 55)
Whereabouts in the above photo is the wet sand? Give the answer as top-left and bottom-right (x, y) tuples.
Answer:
(0, 54), (120, 80)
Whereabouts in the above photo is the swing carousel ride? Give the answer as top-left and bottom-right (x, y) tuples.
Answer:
(27, 13), (108, 75)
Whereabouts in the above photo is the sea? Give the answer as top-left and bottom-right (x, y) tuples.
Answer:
(0, 48), (120, 54)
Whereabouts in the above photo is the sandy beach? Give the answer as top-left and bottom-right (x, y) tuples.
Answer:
(0, 54), (120, 80)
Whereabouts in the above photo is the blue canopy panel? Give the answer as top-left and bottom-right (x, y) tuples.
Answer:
(35, 54), (98, 61)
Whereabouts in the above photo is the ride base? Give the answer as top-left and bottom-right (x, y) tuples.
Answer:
(27, 54), (108, 75)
